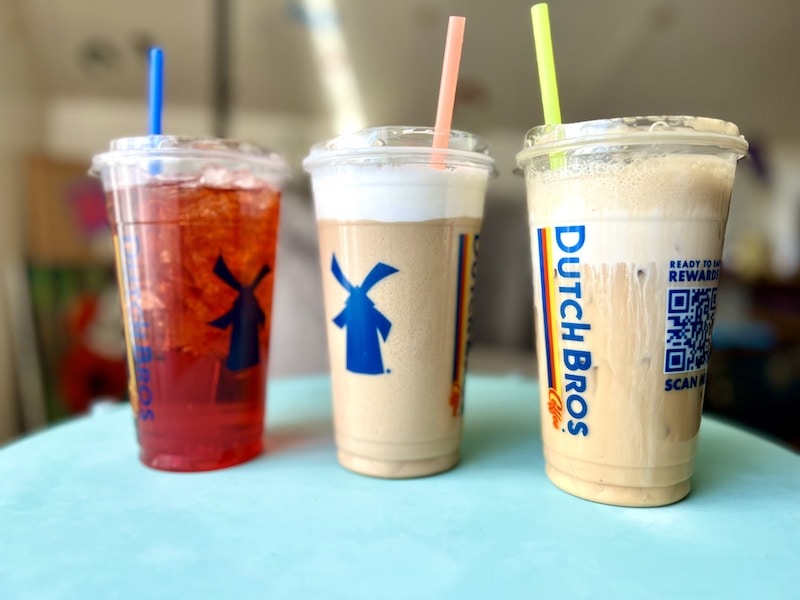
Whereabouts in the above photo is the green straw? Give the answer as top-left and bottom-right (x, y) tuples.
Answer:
(531, 3), (561, 125)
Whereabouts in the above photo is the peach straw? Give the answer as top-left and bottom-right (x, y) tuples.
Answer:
(432, 16), (466, 167)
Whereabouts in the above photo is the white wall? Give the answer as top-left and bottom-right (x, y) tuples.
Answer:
(46, 95), (331, 170)
(46, 94), (528, 198)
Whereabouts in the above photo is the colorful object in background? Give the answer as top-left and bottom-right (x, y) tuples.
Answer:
(58, 287), (127, 413)
(65, 177), (108, 237)
(28, 266), (124, 421)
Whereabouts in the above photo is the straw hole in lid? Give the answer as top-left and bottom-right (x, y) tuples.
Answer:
(649, 120), (671, 132)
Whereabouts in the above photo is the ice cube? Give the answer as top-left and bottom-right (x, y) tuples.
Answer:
(200, 167), (264, 190)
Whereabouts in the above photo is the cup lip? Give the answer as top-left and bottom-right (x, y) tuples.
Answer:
(516, 115), (749, 165)
(89, 135), (291, 178)
(302, 125), (496, 173)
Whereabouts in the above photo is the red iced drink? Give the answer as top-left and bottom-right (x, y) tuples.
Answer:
(93, 137), (288, 471)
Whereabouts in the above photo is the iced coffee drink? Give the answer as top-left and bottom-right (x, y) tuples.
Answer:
(517, 116), (748, 506)
(304, 127), (494, 478)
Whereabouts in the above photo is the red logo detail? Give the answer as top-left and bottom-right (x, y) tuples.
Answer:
(548, 388), (563, 429)
(449, 383), (462, 417)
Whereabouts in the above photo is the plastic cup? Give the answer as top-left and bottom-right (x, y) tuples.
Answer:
(92, 136), (289, 472)
(303, 126), (495, 478)
(516, 116), (748, 506)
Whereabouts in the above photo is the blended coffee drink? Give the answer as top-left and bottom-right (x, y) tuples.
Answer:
(517, 116), (748, 506)
(304, 127), (494, 478)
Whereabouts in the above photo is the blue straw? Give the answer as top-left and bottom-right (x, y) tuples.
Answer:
(148, 47), (164, 135)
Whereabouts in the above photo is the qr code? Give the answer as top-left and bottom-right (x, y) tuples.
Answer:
(664, 287), (717, 374)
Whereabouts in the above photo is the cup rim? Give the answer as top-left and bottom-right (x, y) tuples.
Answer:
(302, 126), (496, 173)
(516, 116), (749, 165)
(90, 135), (291, 177)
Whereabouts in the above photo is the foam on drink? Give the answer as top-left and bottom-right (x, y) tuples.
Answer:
(311, 164), (486, 221)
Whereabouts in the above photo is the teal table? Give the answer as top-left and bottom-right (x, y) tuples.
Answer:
(1, 375), (798, 599)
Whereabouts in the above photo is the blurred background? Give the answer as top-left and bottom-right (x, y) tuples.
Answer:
(0, 0), (797, 449)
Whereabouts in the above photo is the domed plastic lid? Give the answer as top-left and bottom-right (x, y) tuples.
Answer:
(516, 116), (748, 165)
(303, 126), (496, 172)
(91, 135), (290, 179)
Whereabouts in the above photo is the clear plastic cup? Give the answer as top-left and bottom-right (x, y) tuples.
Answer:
(517, 116), (748, 506)
(304, 126), (495, 478)
(92, 136), (289, 471)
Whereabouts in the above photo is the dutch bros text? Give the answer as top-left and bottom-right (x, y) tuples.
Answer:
(537, 225), (591, 436)
(122, 235), (155, 421)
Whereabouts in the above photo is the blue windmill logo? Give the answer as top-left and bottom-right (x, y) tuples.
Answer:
(208, 255), (270, 372)
(331, 254), (398, 375)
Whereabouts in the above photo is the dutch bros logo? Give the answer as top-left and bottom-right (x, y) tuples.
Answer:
(208, 255), (271, 372)
(537, 225), (592, 437)
(119, 234), (154, 421)
(331, 254), (398, 375)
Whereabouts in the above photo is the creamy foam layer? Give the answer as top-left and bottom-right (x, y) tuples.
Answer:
(526, 154), (735, 220)
(311, 163), (489, 222)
